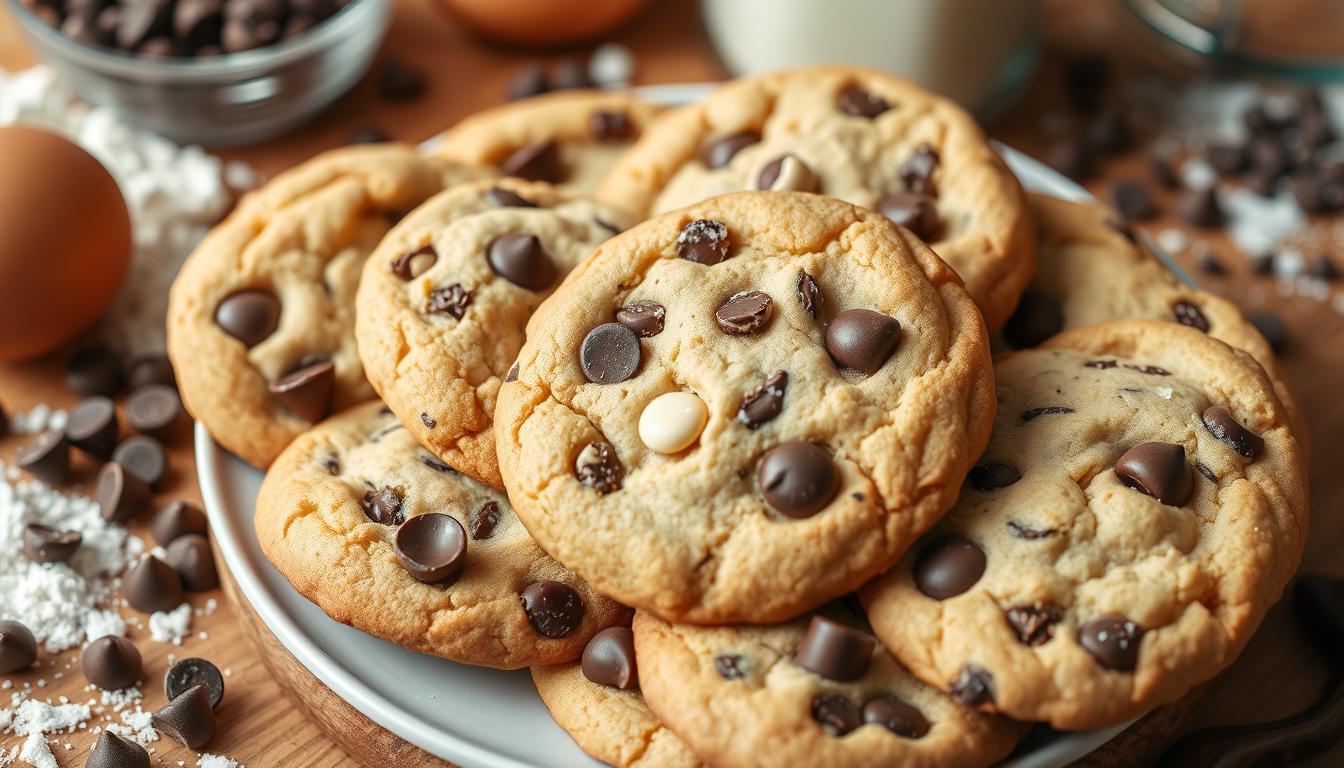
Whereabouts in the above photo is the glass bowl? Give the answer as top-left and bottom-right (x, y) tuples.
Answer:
(5, 0), (390, 146)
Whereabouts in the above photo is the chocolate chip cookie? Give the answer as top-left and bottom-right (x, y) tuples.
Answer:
(631, 610), (1023, 768)
(532, 627), (702, 768)
(494, 191), (996, 624)
(596, 66), (1035, 329)
(254, 401), (628, 668)
(862, 320), (1309, 730)
(435, 90), (664, 199)
(1002, 193), (1307, 449)
(355, 178), (635, 489)
(168, 144), (492, 467)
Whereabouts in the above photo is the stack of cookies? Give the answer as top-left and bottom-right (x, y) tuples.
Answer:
(166, 66), (1310, 768)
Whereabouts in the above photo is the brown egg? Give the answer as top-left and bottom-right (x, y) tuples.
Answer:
(0, 125), (131, 362)
(437, 0), (648, 47)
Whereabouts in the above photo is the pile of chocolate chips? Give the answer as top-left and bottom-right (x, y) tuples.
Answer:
(18, 0), (356, 59)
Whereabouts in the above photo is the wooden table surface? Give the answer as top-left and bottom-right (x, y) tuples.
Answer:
(1, 1), (1340, 766)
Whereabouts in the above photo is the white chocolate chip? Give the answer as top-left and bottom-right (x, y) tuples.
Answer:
(760, 155), (818, 192)
(638, 392), (708, 454)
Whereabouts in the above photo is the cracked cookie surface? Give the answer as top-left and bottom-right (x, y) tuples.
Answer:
(254, 401), (628, 668)
(862, 320), (1309, 730)
(631, 610), (1022, 768)
(596, 66), (1034, 329)
(356, 178), (636, 489)
(494, 191), (995, 624)
(168, 144), (492, 468)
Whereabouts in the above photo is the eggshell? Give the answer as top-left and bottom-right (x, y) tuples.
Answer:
(0, 125), (131, 362)
(437, 0), (648, 47)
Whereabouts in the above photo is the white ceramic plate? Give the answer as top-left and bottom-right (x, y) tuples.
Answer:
(197, 82), (1178, 767)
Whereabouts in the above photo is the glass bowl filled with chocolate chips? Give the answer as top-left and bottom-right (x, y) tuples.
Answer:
(6, 0), (389, 145)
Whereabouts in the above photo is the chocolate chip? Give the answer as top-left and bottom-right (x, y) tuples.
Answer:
(87, 731), (150, 768)
(0, 621), (37, 674)
(97, 462), (152, 523)
(269, 360), (335, 423)
(125, 555), (184, 613)
(580, 323), (641, 383)
(1313, 254), (1340, 281)
(1022, 406), (1074, 422)
(504, 362), (519, 382)
(17, 431), (70, 485)
(506, 64), (549, 101)
(1078, 616), (1143, 671)
(420, 456), (454, 474)
(485, 186), (537, 208)
(1172, 300), (1211, 332)
(126, 384), (183, 440)
(469, 501), (501, 540)
(615, 301), (665, 337)
(1111, 179), (1156, 221)
(23, 523), (80, 564)
(153, 683), (216, 749)
(875, 193), (939, 241)
(914, 535), (985, 600)
(377, 56), (426, 102)
(756, 154), (819, 193)
(1006, 604), (1062, 646)
(825, 308), (900, 375)
(595, 217), (623, 236)
(165, 658), (224, 708)
(702, 130), (759, 168)
(1064, 54), (1109, 114)
(1250, 138), (1289, 179)
(1002, 291), (1063, 348)
(391, 245), (437, 280)
(360, 486), (404, 526)
(677, 219), (731, 265)
(117, 0), (169, 48)
(737, 371), (788, 429)
(714, 654), (747, 679)
(1115, 442), (1193, 506)
(66, 396), (119, 459)
(1126, 363), (1170, 376)
(1177, 186), (1224, 228)
(967, 462), (1021, 491)
(837, 84), (891, 118)
(112, 434), (168, 489)
(521, 581), (584, 638)
(794, 615), (875, 682)
(214, 289), (280, 347)
(65, 345), (123, 398)
(715, 290), (774, 335)
(427, 284), (473, 319)
(1207, 142), (1247, 175)
(500, 140), (564, 183)
(757, 441), (840, 519)
(589, 110), (633, 141)
(899, 144), (939, 195)
(575, 441), (623, 494)
(1247, 310), (1287, 353)
(1202, 405), (1264, 458)
(165, 534), (217, 592)
(152, 501), (207, 546)
(324, 455), (341, 475)
(550, 56), (591, 90)
(221, 14), (279, 52)
(1045, 137), (1094, 181)
(345, 125), (390, 145)
(173, 0), (222, 45)
(862, 696), (930, 739)
(950, 665), (994, 706)
(394, 514), (467, 585)
(488, 233), (555, 291)
(82, 635), (142, 690)
(796, 270), (822, 318)
(581, 627), (637, 689)
(811, 693), (861, 736)
(1196, 246), (1227, 275)
(1007, 520), (1055, 539)
(1196, 462), (1218, 483)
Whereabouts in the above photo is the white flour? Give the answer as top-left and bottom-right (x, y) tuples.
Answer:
(17, 734), (54, 768)
(198, 755), (244, 768)
(5, 408), (65, 436)
(148, 604), (192, 645)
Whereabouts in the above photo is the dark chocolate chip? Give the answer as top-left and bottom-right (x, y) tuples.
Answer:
(23, 523), (81, 564)
(500, 140), (564, 183)
(66, 396), (119, 459)
(138, 36), (181, 58)
(595, 217), (623, 236)
(966, 462), (1020, 491)
(116, 0), (169, 49)
(427, 284), (473, 319)
(914, 535), (986, 600)
(737, 371), (788, 429)
(112, 434), (168, 489)
(485, 186), (537, 208)
(97, 462), (152, 523)
(125, 555), (184, 613)
(82, 635), (142, 690)
(1007, 604), (1063, 646)
(165, 657), (224, 709)
(702, 130), (759, 168)
(1247, 311), (1287, 353)
(837, 84), (891, 118)
(715, 290), (774, 335)
(757, 441), (840, 519)
(581, 627), (638, 689)
(898, 144), (940, 195)
(794, 615), (875, 682)
(324, 455), (341, 475)
(521, 580), (584, 638)
(580, 323), (641, 384)
(165, 534), (217, 592)
(1115, 442), (1193, 506)
(677, 219), (731, 265)
(87, 731), (149, 768)
(1177, 186), (1224, 228)
(825, 308), (900, 375)
(419, 412), (436, 429)
(506, 64), (549, 101)
(714, 654), (747, 679)
(152, 683), (216, 749)
(1111, 179), (1156, 221)
(1172, 299), (1211, 332)
(469, 501), (501, 540)
(360, 486), (404, 526)
(811, 693), (861, 736)
(1007, 520), (1055, 539)
(1045, 137), (1094, 181)
(1002, 291), (1063, 348)
(1078, 615), (1143, 671)
(395, 514), (467, 584)
(488, 232), (555, 291)
(173, 0), (222, 45)
(214, 289), (280, 347)
(615, 301), (665, 337)
(1064, 54), (1109, 114)
(875, 193), (939, 241)
(377, 56), (426, 102)
(1022, 406), (1074, 422)
(1202, 405), (1264, 458)
(65, 345), (123, 398)
(1196, 462), (1218, 482)
(796, 270), (822, 318)
(269, 360), (335, 423)
(0, 621), (37, 674)
(589, 110), (633, 141)
(391, 245), (437, 280)
(17, 430), (70, 485)
(575, 441), (624, 494)
(863, 696), (930, 739)
(950, 665), (994, 706)
(1207, 142), (1247, 175)
(152, 501), (207, 546)
(125, 384), (183, 440)
(756, 154), (819, 193)
(420, 456), (454, 474)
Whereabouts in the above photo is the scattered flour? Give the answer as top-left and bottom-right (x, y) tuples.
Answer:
(148, 604), (193, 645)
(198, 755), (243, 768)
(17, 734), (55, 768)
(3, 696), (90, 737)
(5, 407), (66, 436)
(83, 611), (127, 644)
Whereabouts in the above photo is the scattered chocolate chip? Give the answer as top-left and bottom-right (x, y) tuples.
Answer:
(377, 56), (426, 102)
(165, 534), (217, 592)
(214, 289), (280, 347)
(794, 615), (875, 681)
(702, 130), (759, 168)
(589, 110), (632, 141)
(811, 693), (861, 736)
(1249, 138), (1289, 178)
(23, 523), (81, 564)
(427, 284), (473, 319)
(1196, 462), (1219, 483)
(677, 219), (731, 265)
(395, 514), (467, 585)
(500, 140), (564, 183)
(714, 654), (747, 679)
(737, 371), (788, 428)
(1207, 142), (1247, 175)
(152, 501), (207, 546)
(825, 308), (900, 375)
(268, 360), (335, 423)
(165, 657), (224, 708)
(1111, 179), (1156, 221)
(17, 431), (70, 485)
(837, 84), (890, 118)
(715, 290), (774, 335)
(1172, 299), (1211, 332)
(391, 245), (437, 280)
(1202, 405), (1264, 458)
(125, 384), (183, 440)
(581, 627), (637, 689)
(97, 462), (152, 523)
(1022, 406), (1074, 422)
(950, 665), (994, 706)
(898, 144), (939, 195)
(1177, 186), (1224, 228)
(416, 413), (436, 431)
(1064, 54), (1108, 114)
(112, 435), (168, 489)
(550, 56), (591, 90)
(488, 233), (555, 291)
(82, 635), (142, 690)
(115, 0), (169, 49)
(360, 486), (404, 526)
(1045, 137), (1094, 181)
(1078, 616), (1143, 671)
(615, 301), (665, 337)
(580, 323), (641, 384)
(966, 462), (1020, 491)
(0, 621), (37, 674)
(756, 153), (819, 193)
(65, 345), (123, 398)
(1007, 604), (1062, 646)
(863, 696), (930, 739)
(1086, 107), (1131, 154)
(485, 186), (536, 208)
(153, 683), (215, 749)
(66, 396), (119, 459)
(1195, 246), (1227, 275)
(87, 731), (149, 768)
(796, 270), (822, 318)
(469, 501), (501, 540)
(420, 456), (453, 474)
(1247, 311), (1287, 353)
(345, 125), (390, 145)
(506, 64), (548, 101)
(1115, 442), (1193, 506)
(125, 555), (184, 613)
(575, 441), (623, 494)
(1002, 291), (1064, 348)
(914, 535), (986, 600)
(1007, 520), (1055, 539)
(324, 455), (341, 475)
(504, 362), (519, 383)
(172, 0), (222, 46)
(521, 580), (583, 638)
(757, 441), (840, 519)
(875, 193), (939, 241)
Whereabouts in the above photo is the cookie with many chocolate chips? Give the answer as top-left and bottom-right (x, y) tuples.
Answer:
(494, 191), (995, 623)
(1002, 193), (1308, 451)
(596, 66), (1035, 329)
(434, 90), (664, 199)
(168, 144), (492, 468)
(254, 402), (627, 667)
(862, 320), (1309, 730)
(630, 610), (1022, 768)
(356, 178), (635, 489)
